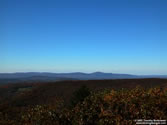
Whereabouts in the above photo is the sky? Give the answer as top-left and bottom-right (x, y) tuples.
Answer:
(0, 0), (167, 75)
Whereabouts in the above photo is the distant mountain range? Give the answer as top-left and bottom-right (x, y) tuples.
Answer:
(0, 72), (167, 84)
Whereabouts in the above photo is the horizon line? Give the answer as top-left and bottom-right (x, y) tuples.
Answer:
(0, 71), (166, 76)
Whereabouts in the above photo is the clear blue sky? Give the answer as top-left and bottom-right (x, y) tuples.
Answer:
(0, 0), (167, 75)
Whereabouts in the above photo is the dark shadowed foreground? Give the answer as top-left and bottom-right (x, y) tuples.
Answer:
(0, 78), (167, 124)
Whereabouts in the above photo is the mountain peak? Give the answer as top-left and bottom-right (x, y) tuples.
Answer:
(91, 72), (105, 74)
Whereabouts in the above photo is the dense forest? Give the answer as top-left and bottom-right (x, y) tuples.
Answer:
(0, 78), (167, 124)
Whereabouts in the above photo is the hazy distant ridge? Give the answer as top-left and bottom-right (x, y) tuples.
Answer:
(0, 72), (167, 81)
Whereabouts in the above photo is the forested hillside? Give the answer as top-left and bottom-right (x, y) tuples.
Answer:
(0, 79), (167, 124)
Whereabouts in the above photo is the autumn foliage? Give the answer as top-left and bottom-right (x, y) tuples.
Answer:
(0, 79), (167, 124)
